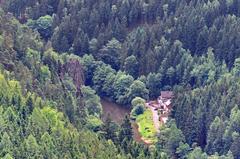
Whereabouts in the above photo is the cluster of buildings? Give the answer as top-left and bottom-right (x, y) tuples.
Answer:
(147, 91), (174, 124)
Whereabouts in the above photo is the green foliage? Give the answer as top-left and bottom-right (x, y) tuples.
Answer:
(206, 116), (226, 155)
(136, 109), (157, 143)
(81, 54), (98, 86)
(40, 132), (56, 159)
(187, 147), (208, 159)
(93, 64), (116, 96)
(232, 58), (240, 77)
(3, 0), (240, 158)
(86, 115), (103, 131)
(81, 86), (102, 117)
(0, 11), (159, 159)
(2, 153), (14, 159)
(99, 38), (122, 70)
(157, 120), (185, 156)
(127, 80), (149, 103)
(131, 97), (145, 108)
(0, 34), (3, 48)
(21, 135), (43, 158)
(0, 71), (132, 158)
(190, 48), (218, 86)
(40, 65), (51, 83)
(176, 142), (191, 159)
(230, 133), (240, 159)
(0, 133), (13, 157)
(25, 48), (41, 68)
(119, 115), (133, 142)
(113, 73), (134, 105)
(131, 104), (145, 118)
(146, 73), (162, 99)
(90, 56), (149, 106)
(27, 15), (53, 39)
(124, 55), (139, 78)
(101, 115), (118, 142)
(208, 151), (234, 159)
(174, 71), (240, 157)
(130, 97), (146, 118)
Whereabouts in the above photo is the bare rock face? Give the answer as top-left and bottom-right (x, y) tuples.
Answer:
(60, 58), (85, 95)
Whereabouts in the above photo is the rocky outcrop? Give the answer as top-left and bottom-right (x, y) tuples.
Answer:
(60, 58), (85, 95)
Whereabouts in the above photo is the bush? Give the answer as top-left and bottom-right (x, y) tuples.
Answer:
(130, 97), (146, 119)
(133, 105), (145, 115)
(131, 97), (145, 108)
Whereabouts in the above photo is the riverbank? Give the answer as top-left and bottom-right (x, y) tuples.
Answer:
(101, 98), (130, 123)
(100, 98), (148, 144)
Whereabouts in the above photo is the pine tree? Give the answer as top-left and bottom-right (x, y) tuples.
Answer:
(21, 135), (43, 159)
(40, 132), (55, 159)
(0, 132), (13, 157)
(102, 114), (118, 142)
(230, 133), (240, 159)
(26, 96), (34, 115)
(119, 115), (133, 142)
(2, 153), (14, 159)
(205, 116), (225, 155)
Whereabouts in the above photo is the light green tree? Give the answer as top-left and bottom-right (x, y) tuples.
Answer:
(0, 132), (13, 157)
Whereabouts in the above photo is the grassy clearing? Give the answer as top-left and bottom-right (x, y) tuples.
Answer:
(136, 108), (158, 143)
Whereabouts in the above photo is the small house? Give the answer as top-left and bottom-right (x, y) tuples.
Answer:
(160, 91), (174, 100)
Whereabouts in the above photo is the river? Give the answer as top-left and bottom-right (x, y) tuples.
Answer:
(100, 98), (146, 144)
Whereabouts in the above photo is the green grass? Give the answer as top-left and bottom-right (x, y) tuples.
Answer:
(136, 108), (158, 143)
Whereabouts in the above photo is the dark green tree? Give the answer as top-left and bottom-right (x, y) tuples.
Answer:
(102, 114), (118, 143)
(119, 115), (133, 142)
(124, 55), (139, 78)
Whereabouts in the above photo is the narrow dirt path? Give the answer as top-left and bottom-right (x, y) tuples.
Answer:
(146, 103), (160, 133)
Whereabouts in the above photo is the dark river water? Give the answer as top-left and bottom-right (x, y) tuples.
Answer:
(101, 98), (144, 143)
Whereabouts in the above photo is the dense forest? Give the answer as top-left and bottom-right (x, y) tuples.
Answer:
(0, 0), (240, 158)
